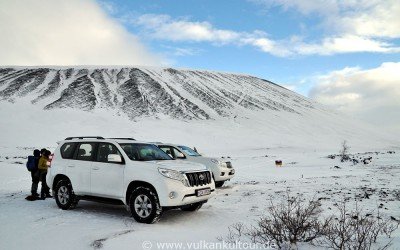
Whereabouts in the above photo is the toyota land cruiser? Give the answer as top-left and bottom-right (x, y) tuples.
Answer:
(47, 137), (215, 223)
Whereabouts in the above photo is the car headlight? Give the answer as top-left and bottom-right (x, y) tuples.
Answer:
(211, 159), (226, 167)
(158, 168), (190, 187)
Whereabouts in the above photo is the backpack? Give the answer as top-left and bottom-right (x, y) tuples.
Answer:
(26, 156), (37, 172)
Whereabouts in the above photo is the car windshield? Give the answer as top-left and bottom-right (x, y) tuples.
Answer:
(119, 143), (172, 161)
(177, 145), (201, 156)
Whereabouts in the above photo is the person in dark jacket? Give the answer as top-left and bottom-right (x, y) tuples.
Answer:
(38, 150), (52, 199)
(30, 149), (41, 197)
(40, 148), (47, 156)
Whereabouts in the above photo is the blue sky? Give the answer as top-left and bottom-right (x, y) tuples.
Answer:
(99, 0), (400, 96)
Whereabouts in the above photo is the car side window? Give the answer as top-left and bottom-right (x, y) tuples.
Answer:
(97, 143), (122, 163)
(159, 146), (174, 158)
(120, 144), (138, 160)
(76, 143), (95, 161)
(173, 147), (185, 159)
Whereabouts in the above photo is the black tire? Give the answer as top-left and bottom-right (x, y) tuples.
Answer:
(215, 181), (225, 188)
(54, 179), (78, 210)
(129, 187), (162, 224)
(181, 202), (204, 211)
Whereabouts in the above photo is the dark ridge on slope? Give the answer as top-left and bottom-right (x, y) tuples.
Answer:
(117, 68), (209, 120)
(0, 68), (49, 101)
(45, 75), (96, 111)
(32, 71), (62, 104)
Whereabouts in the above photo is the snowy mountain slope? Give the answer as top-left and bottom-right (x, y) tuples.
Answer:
(0, 66), (398, 151)
(0, 67), (319, 120)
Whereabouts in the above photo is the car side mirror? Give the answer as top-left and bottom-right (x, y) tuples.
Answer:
(108, 154), (122, 163)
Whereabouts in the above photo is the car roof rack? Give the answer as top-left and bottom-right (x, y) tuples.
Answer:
(107, 138), (136, 140)
(65, 136), (105, 140)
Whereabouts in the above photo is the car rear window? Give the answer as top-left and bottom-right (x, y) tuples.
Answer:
(60, 143), (77, 159)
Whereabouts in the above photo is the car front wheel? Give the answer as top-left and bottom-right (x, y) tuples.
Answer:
(215, 181), (225, 188)
(129, 187), (162, 224)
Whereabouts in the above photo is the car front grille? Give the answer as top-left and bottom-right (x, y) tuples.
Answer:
(185, 171), (212, 187)
(226, 161), (233, 168)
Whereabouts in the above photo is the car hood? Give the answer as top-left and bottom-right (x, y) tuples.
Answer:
(153, 160), (208, 172)
(186, 156), (231, 169)
(187, 156), (218, 165)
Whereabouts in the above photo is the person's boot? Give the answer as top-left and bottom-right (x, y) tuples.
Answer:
(46, 193), (53, 198)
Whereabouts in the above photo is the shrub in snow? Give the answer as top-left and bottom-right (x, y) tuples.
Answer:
(340, 140), (351, 162)
(220, 193), (331, 249)
(316, 202), (399, 250)
(221, 194), (399, 250)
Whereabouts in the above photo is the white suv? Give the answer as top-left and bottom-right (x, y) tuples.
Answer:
(47, 137), (215, 223)
(154, 143), (235, 187)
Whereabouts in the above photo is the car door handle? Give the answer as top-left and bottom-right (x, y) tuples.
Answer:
(67, 165), (75, 168)
(92, 167), (100, 170)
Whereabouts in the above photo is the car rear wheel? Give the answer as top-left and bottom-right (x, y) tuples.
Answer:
(129, 187), (162, 224)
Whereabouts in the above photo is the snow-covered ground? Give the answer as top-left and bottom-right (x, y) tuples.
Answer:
(1, 143), (399, 250)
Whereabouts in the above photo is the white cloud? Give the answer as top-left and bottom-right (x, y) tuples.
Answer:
(0, 0), (159, 66)
(253, 0), (400, 39)
(295, 35), (400, 55)
(135, 14), (240, 43)
(240, 36), (292, 57)
(134, 14), (290, 56)
(249, 0), (400, 56)
(133, 14), (400, 57)
(245, 35), (400, 56)
(337, 1), (400, 39)
(309, 62), (400, 130)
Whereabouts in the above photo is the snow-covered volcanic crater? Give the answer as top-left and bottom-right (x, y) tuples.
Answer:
(0, 67), (317, 120)
(0, 66), (397, 151)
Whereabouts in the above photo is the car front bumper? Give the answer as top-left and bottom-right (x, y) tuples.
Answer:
(157, 178), (216, 207)
(214, 168), (235, 182)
